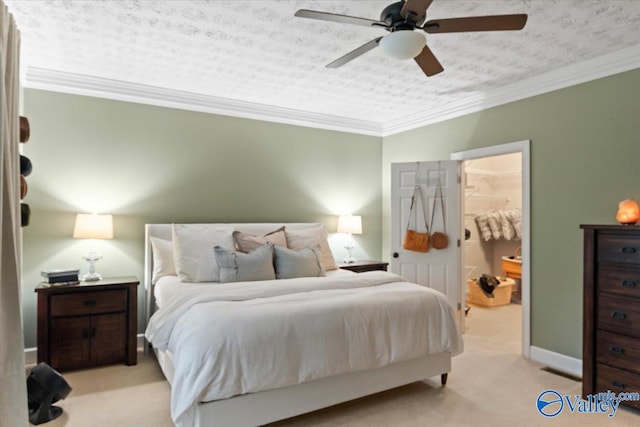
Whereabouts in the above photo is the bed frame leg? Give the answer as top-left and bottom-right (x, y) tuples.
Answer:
(441, 373), (448, 386)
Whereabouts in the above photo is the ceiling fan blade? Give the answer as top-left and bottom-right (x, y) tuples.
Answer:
(423, 14), (528, 33)
(326, 37), (383, 68)
(414, 44), (444, 77)
(295, 9), (387, 28)
(400, 0), (434, 23)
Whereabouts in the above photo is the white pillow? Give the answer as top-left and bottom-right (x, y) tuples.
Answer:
(274, 245), (325, 279)
(214, 244), (276, 283)
(172, 224), (235, 282)
(285, 225), (337, 271)
(150, 237), (176, 285)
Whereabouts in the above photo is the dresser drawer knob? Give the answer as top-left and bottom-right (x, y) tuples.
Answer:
(612, 380), (626, 389)
(621, 246), (636, 254)
(609, 345), (625, 355)
(621, 280), (637, 288)
(84, 299), (97, 307)
(611, 310), (627, 320)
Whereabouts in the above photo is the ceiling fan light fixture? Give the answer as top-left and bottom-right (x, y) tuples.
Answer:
(379, 30), (425, 60)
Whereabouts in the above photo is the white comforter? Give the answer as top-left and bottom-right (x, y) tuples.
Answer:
(145, 271), (463, 426)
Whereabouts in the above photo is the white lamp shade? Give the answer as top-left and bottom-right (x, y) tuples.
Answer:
(379, 30), (425, 60)
(337, 215), (362, 235)
(73, 213), (114, 239)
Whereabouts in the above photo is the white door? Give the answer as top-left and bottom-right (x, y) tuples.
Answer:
(390, 161), (464, 329)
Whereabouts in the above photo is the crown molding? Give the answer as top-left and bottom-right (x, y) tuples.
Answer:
(23, 67), (383, 137)
(381, 45), (640, 136)
(23, 45), (640, 138)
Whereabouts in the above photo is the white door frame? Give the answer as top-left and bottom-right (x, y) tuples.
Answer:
(451, 140), (531, 358)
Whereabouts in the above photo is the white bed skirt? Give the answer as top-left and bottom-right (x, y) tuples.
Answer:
(154, 347), (450, 427)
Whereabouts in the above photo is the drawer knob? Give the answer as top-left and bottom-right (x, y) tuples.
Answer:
(609, 345), (625, 355)
(621, 246), (636, 254)
(611, 311), (627, 320)
(621, 280), (637, 288)
(612, 380), (626, 389)
(84, 299), (97, 307)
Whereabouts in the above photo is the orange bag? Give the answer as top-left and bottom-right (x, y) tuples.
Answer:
(402, 186), (430, 252)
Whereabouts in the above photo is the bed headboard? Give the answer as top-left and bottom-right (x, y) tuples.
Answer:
(144, 223), (327, 326)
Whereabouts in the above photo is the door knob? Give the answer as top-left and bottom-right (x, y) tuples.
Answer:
(393, 252), (399, 258)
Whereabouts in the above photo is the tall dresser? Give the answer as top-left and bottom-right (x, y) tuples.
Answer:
(582, 224), (640, 409)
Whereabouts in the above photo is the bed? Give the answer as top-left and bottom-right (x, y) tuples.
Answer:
(143, 223), (463, 427)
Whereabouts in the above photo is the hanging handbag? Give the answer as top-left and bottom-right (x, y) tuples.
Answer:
(402, 185), (430, 252)
(430, 183), (449, 250)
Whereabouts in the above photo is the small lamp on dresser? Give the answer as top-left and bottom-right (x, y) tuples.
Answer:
(73, 213), (113, 281)
(337, 215), (362, 264)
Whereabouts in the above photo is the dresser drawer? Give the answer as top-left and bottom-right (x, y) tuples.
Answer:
(597, 265), (640, 298)
(598, 233), (640, 265)
(596, 330), (640, 374)
(597, 295), (640, 336)
(596, 364), (640, 410)
(51, 290), (127, 317)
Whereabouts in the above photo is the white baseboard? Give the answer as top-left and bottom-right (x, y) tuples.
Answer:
(24, 334), (147, 367)
(530, 346), (582, 379)
(24, 347), (36, 366)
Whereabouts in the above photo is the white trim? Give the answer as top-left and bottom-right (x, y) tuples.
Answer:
(451, 140), (531, 359)
(23, 67), (383, 137)
(22, 46), (640, 138)
(530, 346), (582, 379)
(382, 45), (640, 136)
(24, 347), (36, 366)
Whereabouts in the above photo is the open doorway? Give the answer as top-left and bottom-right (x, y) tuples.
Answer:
(452, 141), (530, 358)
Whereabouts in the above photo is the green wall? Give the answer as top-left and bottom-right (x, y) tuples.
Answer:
(381, 69), (640, 359)
(21, 69), (640, 360)
(21, 89), (383, 348)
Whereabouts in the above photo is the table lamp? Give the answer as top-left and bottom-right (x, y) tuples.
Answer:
(337, 215), (362, 264)
(73, 213), (113, 281)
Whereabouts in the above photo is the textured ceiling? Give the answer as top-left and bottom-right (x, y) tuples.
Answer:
(5, 0), (640, 130)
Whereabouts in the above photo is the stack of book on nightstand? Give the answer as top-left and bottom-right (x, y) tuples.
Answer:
(41, 268), (80, 286)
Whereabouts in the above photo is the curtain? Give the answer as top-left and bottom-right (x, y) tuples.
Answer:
(0, 1), (28, 426)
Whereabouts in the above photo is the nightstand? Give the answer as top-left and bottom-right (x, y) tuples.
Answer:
(338, 260), (389, 273)
(35, 276), (139, 371)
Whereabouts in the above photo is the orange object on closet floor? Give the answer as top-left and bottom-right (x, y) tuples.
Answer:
(501, 247), (522, 279)
(467, 278), (515, 307)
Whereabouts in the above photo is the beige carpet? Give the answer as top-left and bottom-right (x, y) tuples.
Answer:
(35, 303), (639, 426)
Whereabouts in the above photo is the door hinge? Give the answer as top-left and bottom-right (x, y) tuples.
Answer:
(457, 302), (462, 311)
(457, 174), (461, 184)
(457, 239), (461, 247)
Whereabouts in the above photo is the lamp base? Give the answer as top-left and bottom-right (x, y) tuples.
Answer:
(343, 245), (356, 264)
(81, 272), (102, 282)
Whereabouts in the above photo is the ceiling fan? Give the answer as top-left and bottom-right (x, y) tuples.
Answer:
(294, 0), (527, 77)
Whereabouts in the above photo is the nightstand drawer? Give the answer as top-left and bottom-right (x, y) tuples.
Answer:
(597, 295), (640, 336)
(598, 233), (640, 265)
(596, 330), (640, 374)
(597, 265), (640, 298)
(51, 290), (127, 317)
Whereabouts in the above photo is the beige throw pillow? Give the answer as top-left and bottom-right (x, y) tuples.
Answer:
(285, 225), (337, 271)
(233, 227), (287, 253)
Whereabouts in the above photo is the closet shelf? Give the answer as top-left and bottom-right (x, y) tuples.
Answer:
(466, 193), (510, 200)
(465, 168), (521, 179)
